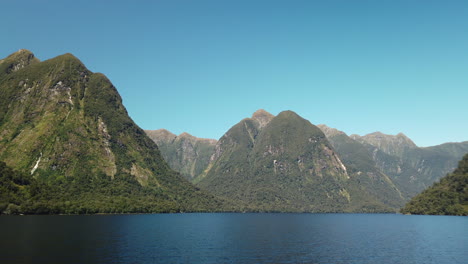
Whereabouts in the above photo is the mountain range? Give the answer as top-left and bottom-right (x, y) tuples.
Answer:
(148, 110), (468, 212)
(320, 125), (468, 200)
(1, 49), (466, 214)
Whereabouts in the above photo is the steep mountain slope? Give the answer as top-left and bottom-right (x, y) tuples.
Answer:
(197, 110), (403, 212)
(320, 126), (468, 200)
(349, 131), (468, 198)
(317, 125), (405, 206)
(145, 129), (217, 179)
(401, 154), (468, 215)
(0, 50), (223, 214)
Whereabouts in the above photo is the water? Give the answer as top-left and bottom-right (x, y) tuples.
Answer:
(0, 213), (466, 264)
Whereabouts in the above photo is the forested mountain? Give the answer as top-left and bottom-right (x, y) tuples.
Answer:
(148, 113), (466, 213)
(0, 50), (224, 214)
(401, 154), (468, 215)
(3, 49), (465, 215)
(194, 110), (403, 212)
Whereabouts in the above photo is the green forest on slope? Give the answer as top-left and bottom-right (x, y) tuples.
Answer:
(0, 161), (226, 214)
(196, 111), (401, 213)
(401, 154), (468, 216)
(0, 50), (230, 214)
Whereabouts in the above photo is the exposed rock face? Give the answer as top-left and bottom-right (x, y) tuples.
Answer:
(196, 110), (402, 212)
(145, 129), (217, 180)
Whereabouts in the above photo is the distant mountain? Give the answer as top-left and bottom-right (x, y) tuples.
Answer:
(145, 129), (217, 180)
(351, 132), (417, 157)
(401, 154), (468, 216)
(195, 110), (403, 212)
(349, 130), (468, 199)
(317, 125), (405, 207)
(321, 126), (468, 200)
(0, 50), (224, 214)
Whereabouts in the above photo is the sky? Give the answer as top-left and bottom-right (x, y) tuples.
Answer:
(2, 0), (467, 147)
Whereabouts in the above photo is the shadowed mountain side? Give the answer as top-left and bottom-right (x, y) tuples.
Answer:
(145, 129), (217, 180)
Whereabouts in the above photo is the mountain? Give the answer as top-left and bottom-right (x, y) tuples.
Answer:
(347, 131), (468, 199)
(0, 50), (224, 214)
(145, 129), (217, 180)
(401, 154), (468, 215)
(317, 125), (405, 207)
(351, 132), (417, 157)
(195, 110), (404, 212)
(320, 125), (468, 200)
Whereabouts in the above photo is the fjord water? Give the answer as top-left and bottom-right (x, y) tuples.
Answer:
(0, 214), (466, 264)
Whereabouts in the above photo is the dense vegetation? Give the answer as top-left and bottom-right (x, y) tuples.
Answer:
(196, 111), (399, 213)
(401, 154), (468, 216)
(2, 50), (465, 215)
(0, 50), (228, 214)
(0, 161), (228, 214)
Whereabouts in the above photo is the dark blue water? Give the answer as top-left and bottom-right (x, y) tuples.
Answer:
(0, 213), (466, 264)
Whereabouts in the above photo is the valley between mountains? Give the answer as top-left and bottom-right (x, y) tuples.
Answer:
(1, 50), (467, 215)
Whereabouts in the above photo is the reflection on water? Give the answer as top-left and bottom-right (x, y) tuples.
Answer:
(0, 213), (467, 264)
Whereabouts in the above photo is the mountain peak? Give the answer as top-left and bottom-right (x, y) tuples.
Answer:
(251, 109), (274, 128)
(144, 129), (177, 145)
(178, 132), (217, 144)
(12, 49), (35, 57)
(179, 132), (193, 138)
(0, 49), (39, 74)
(198, 108), (355, 212)
(396, 132), (410, 139)
(49, 53), (86, 67)
(317, 124), (346, 138)
(6, 49), (35, 58)
(252, 109), (272, 117)
(356, 131), (417, 156)
(276, 110), (301, 119)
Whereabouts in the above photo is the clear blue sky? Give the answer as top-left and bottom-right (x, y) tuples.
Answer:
(2, 0), (467, 147)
